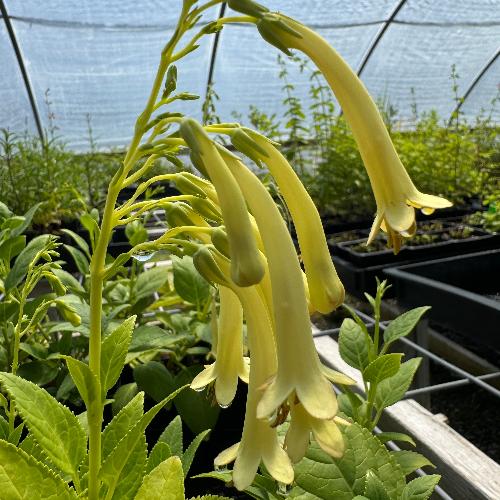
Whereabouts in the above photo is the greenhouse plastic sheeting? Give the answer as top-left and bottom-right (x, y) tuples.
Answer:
(0, 0), (498, 150)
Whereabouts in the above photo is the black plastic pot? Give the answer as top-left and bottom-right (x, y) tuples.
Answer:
(332, 225), (498, 268)
(385, 249), (500, 350)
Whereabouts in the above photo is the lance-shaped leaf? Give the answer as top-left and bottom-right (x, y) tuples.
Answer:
(0, 440), (78, 499)
(391, 450), (434, 476)
(135, 456), (184, 500)
(383, 307), (431, 345)
(401, 475), (441, 500)
(101, 316), (136, 395)
(363, 354), (403, 384)
(63, 356), (98, 408)
(0, 372), (86, 478)
(338, 318), (371, 371)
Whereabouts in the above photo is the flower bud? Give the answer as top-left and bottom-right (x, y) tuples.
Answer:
(211, 227), (231, 258)
(193, 246), (229, 286)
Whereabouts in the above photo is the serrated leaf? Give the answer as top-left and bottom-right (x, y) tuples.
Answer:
(146, 442), (172, 474)
(110, 434), (147, 500)
(135, 456), (184, 500)
(100, 386), (186, 498)
(103, 392), (144, 459)
(0, 440), (78, 499)
(182, 429), (210, 478)
(101, 316), (136, 395)
(400, 475), (441, 500)
(0, 372), (86, 478)
(338, 318), (371, 370)
(5, 235), (51, 292)
(391, 451), (434, 476)
(364, 470), (390, 500)
(292, 423), (406, 499)
(63, 356), (98, 407)
(158, 415), (183, 457)
(383, 307), (431, 345)
(376, 432), (416, 447)
(375, 358), (421, 410)
(363, 354), (403, 384)
(172, 255), (210, 308)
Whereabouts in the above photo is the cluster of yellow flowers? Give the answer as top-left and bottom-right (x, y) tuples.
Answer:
(158, 2), (451, 491)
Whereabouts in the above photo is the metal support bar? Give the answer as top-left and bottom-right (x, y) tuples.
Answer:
(0, 0), (44, 142)
(356, 0), (409, 77)
(203, 2), (226, 113)
(452, 48), (499, 117)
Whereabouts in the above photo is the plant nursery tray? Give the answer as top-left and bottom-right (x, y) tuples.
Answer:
(385, 249), (500, 350)
(331, 225), (498, 268)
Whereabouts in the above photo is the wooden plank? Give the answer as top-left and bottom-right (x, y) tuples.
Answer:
(314, 332), (500, 499)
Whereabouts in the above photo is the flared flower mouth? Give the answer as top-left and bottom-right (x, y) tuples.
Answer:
(368, 189), (452, 253)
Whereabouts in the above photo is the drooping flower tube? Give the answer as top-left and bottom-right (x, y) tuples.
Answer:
(200, 249), (294, 490)
(230, 127), (345, 314)
(191, 285), (249, 407)
(179, 118), (265, 286)
(228, 3), (452, 252)
(219, 148), (338, 421)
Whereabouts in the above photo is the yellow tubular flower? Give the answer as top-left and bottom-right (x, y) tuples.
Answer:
(179, 118), (265, 286)
(214, 281), (294, 491)
(191, 286), (249, 407)
(284, 401), (344, 463)
(220, 149), (338, 421)
(256, 13), (452, 252)
(241, 129), (344, 313)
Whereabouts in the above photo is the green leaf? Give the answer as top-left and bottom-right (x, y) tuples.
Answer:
(134, 267), (169, 301)
(182, 429), (210, 478)
(158, 415), (183, 457)
(173, 365), (220, 434)
(0, 235), (25, 263)
(146, 442), (172, 474)
(112, 382), (139, 415)
(400, 475), (441, 500)
(135, 456), (184, 500)
(172, 255), (210, 308)
(100, 386), (186, 499)
(376, 432), (416, 447)
(292, 423), (406, 499)
(63, 356), (98, 407)
(189, 497), (233, 500)
(375, 358), (421, 410)
(0, 372), (86, 478)
(101, 316), (136, 395)
(0, 440), (78, 499)
(383, 307), (431, 345)
(363, 354), (403, 384)
(4, 235), (51, 292)
(391, 451), (434, 476)
(364, 470), (390, 500)
(111, 434), (148, 500)
(12, 203), (41, 237)
(17, 360), (59, 385)
(134, 361), (175, 403)
(129, 325), (188, 353)
(61, 229), (91, 259)
(63, 244), (90, 276)
(103, 392), (144, 459)
(338, 318), (371, 370)
(52, 268), (86, 294)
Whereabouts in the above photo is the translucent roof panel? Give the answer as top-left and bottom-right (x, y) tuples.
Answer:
(12, 19), (213, 149)
(0, 22), (36, 134)
(1, 1), (498, 150)
(213, 23), (381, 124)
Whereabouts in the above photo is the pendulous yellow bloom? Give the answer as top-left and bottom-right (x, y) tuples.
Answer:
(235, 127), (345, 314)
(212, 259), (294, 491)
(191, 286), (249, 407)
(284, 401), (345, 463)
(179, 118), (265, 285)
(228, 5), (452, 252)
(220, 148), (338, 421)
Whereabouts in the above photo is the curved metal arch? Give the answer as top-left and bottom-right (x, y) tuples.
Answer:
(204, 2), (226, 109)
(356, 0), (409, 77)
(452, 47), (499, 117)
(0, 0), (44, 142)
